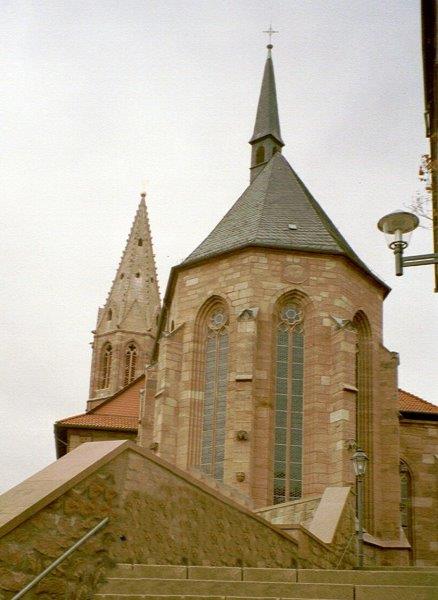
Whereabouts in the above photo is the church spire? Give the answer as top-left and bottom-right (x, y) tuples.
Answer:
(249, 43), (284, 181)
(87, 191), (161, 409)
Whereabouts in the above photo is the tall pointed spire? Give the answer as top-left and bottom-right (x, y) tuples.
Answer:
(87, 191), (161, 408)
(249, 43), (284, 181)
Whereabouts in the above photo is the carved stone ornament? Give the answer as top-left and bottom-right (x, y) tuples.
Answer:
(236, 472), (246, 482)
(282, 261), (308, 284)
(149, 442), (159, 451)
(236, 430), (249, 441)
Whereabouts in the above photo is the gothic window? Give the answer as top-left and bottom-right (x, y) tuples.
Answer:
(199, 307), (229, 481)
(353, 311), (373, 529)
(138, 238), (143, 246)
(273, 302), (304, 504)
(107, 308), (112, 321)
(124, 343), (138, 386)
(256, 145), (265, 164)
(400, 461), (413, 544)
(100, 343), (112, 389)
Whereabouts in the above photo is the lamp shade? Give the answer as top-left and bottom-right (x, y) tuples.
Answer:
(352, 448), (369, 476)
(377, 211), (419, 249)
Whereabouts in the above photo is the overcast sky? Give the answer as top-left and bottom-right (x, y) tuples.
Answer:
(1, 0), (436, 493)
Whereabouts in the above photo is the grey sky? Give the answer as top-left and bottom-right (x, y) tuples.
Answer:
(1, 0), (436, 493)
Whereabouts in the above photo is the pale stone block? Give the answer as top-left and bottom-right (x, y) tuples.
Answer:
(413, 497), (433, 508)
(330, 409), (349, 423)
(422, 454), (435, 464)
(185, 277), (199, 286)
(321, 376), (330, 386)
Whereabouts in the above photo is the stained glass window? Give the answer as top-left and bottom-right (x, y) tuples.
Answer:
(100, 343), (112, 389)
(273, 303), (304, 504)
(199, 308), (229, 481)
(124, 343), (138, 386)
(400, 462), (412, 543)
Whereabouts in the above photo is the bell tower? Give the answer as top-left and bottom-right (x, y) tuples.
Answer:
(88, 192), (160, 410)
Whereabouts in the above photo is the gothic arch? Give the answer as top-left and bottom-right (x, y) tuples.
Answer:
(99, 342), (112, 390)
(271, 290), (310, 504)
(188, 295), (230, 480)
(123, 341), (138, 386)
(352, 310), (373, 530)
(399, 459), (414, 547)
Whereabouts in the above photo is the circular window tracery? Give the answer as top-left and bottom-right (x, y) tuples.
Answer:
(209, 309), (227, 329)
(280, 304), (302, 325)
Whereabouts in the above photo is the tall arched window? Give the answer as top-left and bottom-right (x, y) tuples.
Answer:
(256, 145), (265, 164)
(400, 461), (413, 544)
(124, 343), (138, 386)
(199, 306), (229, 481)
(273, 302), (304, 504)
(353, 311), (373, 529)
(100, 343), (112, 389)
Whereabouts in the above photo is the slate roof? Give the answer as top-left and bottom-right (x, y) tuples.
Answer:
(249, 50), (284, 145)
(399, 389), (438, 414)
(183, 153), (386, 289)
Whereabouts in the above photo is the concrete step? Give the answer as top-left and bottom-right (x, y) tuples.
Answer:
(95, 596), (327, 600)
(112, 565), (297, 582)
(97, 578), (354, 599)
(297, 569), (438, 586)
(94, 596), (330, 600)
(109, 565), (438, 586)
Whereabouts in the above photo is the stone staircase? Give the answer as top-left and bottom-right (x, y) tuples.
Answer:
(95, 564), (438, 600)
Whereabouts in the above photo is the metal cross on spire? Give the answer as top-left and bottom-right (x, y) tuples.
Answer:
(263, 25), (278, 45)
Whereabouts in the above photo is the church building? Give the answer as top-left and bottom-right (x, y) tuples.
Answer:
(53, 44), (438, 568)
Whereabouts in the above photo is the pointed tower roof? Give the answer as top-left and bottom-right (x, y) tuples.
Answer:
(180, 46), (388, 292)
(249, 45), (284, 146)
(96, 193), (160, 334)
(182, 153), (387, 291)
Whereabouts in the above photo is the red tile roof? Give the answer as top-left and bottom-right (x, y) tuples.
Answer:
(57, 413), (138, 430)
(399, 389), (438, 414)
(56, 376), (143, 432)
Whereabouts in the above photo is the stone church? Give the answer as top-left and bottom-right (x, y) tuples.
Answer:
(54, 43), (438, 565)
(1, 44), (437, 598)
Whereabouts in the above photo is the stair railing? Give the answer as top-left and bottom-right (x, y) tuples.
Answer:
(12, 516), (109, 600)
(335, 529), (356, 569)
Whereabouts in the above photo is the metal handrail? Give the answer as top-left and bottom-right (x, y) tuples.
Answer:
(335, 529), (356, 569)
(12, 517), (109, 599)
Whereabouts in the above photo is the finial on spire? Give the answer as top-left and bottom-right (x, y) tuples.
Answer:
(263, 24), (278, 54)
(141, 178), (147, 199)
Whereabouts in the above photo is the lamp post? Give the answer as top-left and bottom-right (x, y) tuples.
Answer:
(377, 210), (438, 277)
(352, 448), (369, 569)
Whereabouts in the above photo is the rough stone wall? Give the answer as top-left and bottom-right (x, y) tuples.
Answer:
(400, 419), (438, 565)
(0, 444), (299, 598)
(144, 245), (401, 544)
(256, 495), (321, 526)
(0, 458), (121, 599)
(67, 429), (137, 453)
(116, 450), (298, 568)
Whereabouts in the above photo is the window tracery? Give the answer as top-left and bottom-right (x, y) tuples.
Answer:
(273, 301), (304, 504)
(124, 343), (138, 386)
(100, 343), (112, 389)
(199, 307), (229, 481)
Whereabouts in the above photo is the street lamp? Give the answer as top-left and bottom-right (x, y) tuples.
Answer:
(377, 210), (438, 276)
(352, 448), (369, 568)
